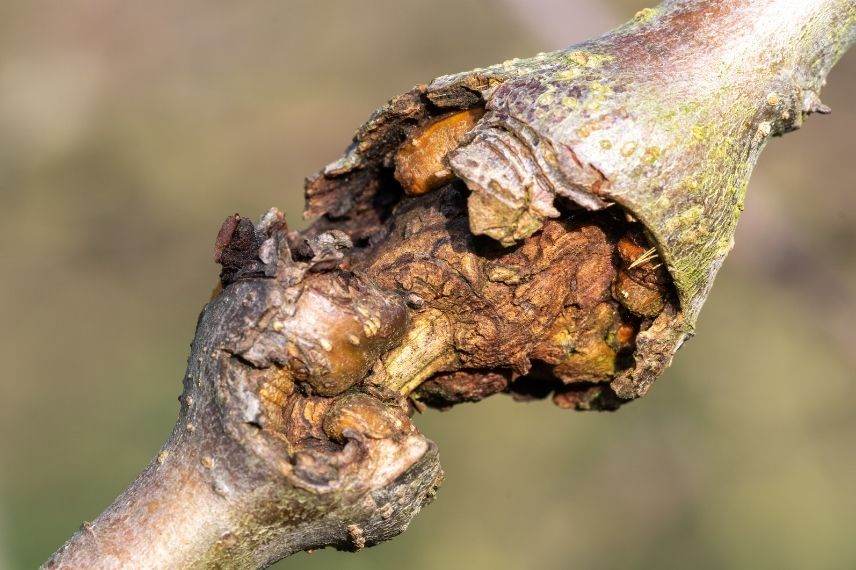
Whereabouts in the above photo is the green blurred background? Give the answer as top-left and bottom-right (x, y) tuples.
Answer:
(1, 1), (854, 568)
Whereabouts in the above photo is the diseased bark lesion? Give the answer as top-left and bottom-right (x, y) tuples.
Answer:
(46, 0), (855, 568)
(215, 121), (677, 470)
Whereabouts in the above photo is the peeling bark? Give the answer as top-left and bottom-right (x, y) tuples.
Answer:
(47, 1), (854, 568)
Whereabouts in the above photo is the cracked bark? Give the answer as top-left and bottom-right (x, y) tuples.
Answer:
(46, 1), (854, 568)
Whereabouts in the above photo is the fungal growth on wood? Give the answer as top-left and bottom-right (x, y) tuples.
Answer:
(47, 1), (854, 568)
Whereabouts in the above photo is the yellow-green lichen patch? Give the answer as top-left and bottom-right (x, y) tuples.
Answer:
(553, 68), (581, 82)
(536, 90), (556, 106)
(564, 51), (615, 69)
(583, 81), (612, 112)
(561, 96), (579, 109)
(691, 122), (713, 144)
(642, 146), (662, 164)
(633, 7), (659, 24)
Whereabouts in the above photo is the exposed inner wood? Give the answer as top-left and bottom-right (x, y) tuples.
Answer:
(357, 183), (673, 412)
(393, 108), (485, 196)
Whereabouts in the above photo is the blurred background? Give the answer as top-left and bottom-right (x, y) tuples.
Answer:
(1, 1), (854, 568)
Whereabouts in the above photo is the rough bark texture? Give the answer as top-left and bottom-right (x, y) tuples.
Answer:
(46, 1), (854, 568)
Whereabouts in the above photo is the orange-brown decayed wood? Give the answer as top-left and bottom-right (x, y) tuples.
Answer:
(394, 108), (484, 196)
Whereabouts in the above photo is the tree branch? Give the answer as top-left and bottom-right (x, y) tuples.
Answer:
(46, 1), (854, 568)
